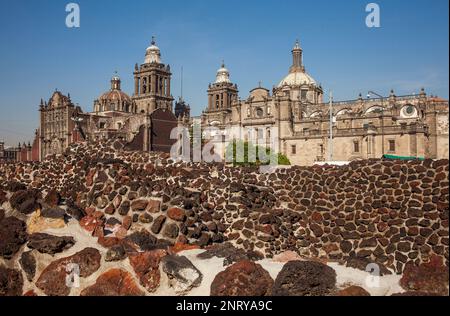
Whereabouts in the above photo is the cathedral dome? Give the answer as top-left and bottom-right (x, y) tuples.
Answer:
(96, 74), (133, 112)
(99, 90), (132, 105)
(215, 62), (231, 83)
(278, 71), (317, 87)
(145, 37), (161, 64)
(277, 40), (318, 88)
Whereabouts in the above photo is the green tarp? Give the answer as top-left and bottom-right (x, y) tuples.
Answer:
(382, 154), (425, 161)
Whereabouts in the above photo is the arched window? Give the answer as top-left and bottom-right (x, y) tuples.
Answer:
(335, 109), (352, 117)
(365, 106), (384, 114)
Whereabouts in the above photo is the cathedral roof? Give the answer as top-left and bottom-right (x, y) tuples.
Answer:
(99, 90), (132, 104)
(98, 74), (132, 105)
(278, 70), (317, 88)
(277, 40), (318, 88)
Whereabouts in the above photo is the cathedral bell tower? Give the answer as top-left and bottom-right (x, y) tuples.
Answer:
(132, 37), (174, 114)
(207, 61), (239, 112)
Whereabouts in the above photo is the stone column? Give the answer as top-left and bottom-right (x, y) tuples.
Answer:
(134, 76), (139, 95)
(224, 92), (229, 109)
(208, 94), (212, 111)
(162, 77), (166, 97)
(151, 74), (156, 94)
(167, 77), (171, 97)
(140, 75), (145, 95)
(144, 116), (150, 151)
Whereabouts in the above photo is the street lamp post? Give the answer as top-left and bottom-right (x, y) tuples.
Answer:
(367, 91), (385, 157)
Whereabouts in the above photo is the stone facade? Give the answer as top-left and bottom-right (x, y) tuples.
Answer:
(201, 41), (449, 165)
(39, 91), (80, 159)
(133, 37), (174, 113)
(36, 39), (184, 161)
(174, 97), (191, 119)
(0, 140), (39, 164)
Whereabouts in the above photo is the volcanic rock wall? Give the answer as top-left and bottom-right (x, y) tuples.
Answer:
(0, 139), (448, 280)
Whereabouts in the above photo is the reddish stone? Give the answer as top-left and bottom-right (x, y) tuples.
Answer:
(256, 224), (273, 235)
(0, 266), (23, 296)
(407, 227), (419, 236)
(115, 227), (128, 239)
(97, 237), (120, 248)
(93, 224), (104, 238)
(104, 204), (115, 215)
(272, 251), (302, 263)
(131, 200), (148, 212)
(145, 163), (155, 174)
(437, 201), (449, 212)
(44, 190), (61, 207)
(226, 233), (239, 240)
(84, 207), (96, 216)
(323, 243), (339, 254)
(435, 172), (447, 182)
(400, 255), (449, 296)
(92, 211), (104, 219)
(310, 223), (324, 237)
(311, 211), (323, 222)
(0, 216), (27, 259)
(64, 164), (73, 172)
(169, 242), (200, 254)
(79, 215), (104, 233)
(81, 269), (144, 296)
(336, 286), (370, 296)
(86, 169), (96, 187)
(210, 260), (274, 296)
(122, 216), (132, 230)
(36, 248), (101, 296)
(147, 199), (161, 213)
(113, 195), (122, 209)
(23, 290), (37, 296)
(377, 222), (388, 232)
(167, 207), (186, 222)
(128, 250), (166, 293)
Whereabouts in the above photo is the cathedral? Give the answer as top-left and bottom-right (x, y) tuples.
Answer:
(10, 38), (449, 166)
(35, 38), (190, 161)
(201, 40), (449, 165)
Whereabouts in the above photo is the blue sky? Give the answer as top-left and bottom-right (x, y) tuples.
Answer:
(0, 0), (448, 146)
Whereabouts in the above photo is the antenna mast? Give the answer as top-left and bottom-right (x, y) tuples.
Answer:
(180, 66), (184, 100)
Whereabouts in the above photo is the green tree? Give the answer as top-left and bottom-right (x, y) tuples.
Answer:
(225, 140), (290, 166)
